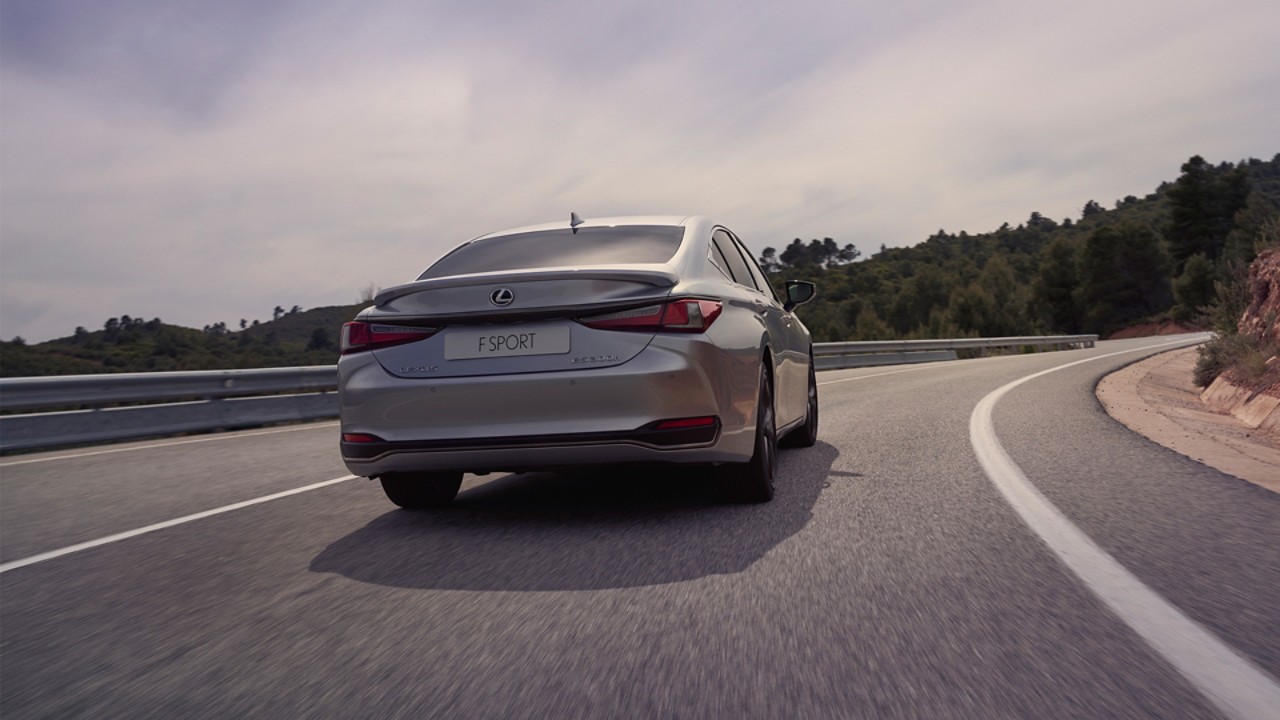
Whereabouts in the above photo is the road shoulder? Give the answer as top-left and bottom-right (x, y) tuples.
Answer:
(1096, 346), (1280, 493)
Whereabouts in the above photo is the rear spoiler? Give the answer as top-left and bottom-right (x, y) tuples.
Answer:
(373, 267), (680, 307)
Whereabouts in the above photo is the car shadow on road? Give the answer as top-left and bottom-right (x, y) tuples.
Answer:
(310, 441), (839, 591)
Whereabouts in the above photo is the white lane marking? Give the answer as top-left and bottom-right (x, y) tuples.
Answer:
(0, 475), (358, 574)
(0, 422), (340, 468)
(969, 339), (1280, 720)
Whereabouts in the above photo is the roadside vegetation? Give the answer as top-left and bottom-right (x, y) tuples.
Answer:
(2, 153), (1278, 378)
(1192, 219), (1280, 389)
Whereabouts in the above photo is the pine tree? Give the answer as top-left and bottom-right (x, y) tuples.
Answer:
(1080, 224), (1172, 334)
(1171, 253), (1215, 322)
(1166, 156), (1250, 272)
(1033, 238), (1081, 333)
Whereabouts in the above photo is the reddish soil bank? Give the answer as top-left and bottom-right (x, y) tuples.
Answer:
(1105, 320), (1197, 340)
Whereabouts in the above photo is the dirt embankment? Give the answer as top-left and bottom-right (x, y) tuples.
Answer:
(1200, 248), (1280, 434)
(1105, 320), (1197, 340)
(1237, 247), (1279, 345)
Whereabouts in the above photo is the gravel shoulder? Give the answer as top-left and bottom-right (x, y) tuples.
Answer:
(1097, 345), (1280, 493)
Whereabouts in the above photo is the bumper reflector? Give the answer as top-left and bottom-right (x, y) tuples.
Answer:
(342, 433), (381, 443)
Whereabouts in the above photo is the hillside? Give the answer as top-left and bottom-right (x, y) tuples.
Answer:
(774, 154), (1280, 342)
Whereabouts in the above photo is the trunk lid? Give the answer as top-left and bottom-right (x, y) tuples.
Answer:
(364, 268), (677, 379)
(370, 267), (677, 322)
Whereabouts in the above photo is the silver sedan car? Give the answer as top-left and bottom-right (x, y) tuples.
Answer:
(338, 215), (818, 508)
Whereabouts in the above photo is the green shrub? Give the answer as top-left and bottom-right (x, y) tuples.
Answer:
(1194, 334), (1252, 387)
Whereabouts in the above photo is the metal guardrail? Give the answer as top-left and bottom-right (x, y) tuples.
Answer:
(0, 334), (1095, 452)
(814, 334), (1096, 369)
(0, 366), (337, 412)
(815, 350), (960, 369)
(0, 367), (339, 453)
(814, 334), (1096, 356)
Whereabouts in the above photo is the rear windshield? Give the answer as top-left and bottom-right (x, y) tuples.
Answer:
(419, 225), (685, 279)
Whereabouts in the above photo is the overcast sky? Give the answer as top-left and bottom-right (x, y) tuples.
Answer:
(2, 0), (1277, 343)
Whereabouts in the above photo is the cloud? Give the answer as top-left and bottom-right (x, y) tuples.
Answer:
(1, 0), (299, 123)
(2, 0), (1278, 343)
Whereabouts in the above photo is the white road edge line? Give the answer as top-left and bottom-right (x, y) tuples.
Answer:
(0, 475), (359, 574)
(968, 338), (1280, 720)
(0, 421), (340, 468)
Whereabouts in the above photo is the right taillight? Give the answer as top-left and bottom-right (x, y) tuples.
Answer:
(578, 299), (722, 333)
(341, 322), (437, 354)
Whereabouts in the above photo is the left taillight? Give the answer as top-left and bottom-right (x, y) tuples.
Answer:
(341, 322), (437, 355)
(578, 299), (723, 333)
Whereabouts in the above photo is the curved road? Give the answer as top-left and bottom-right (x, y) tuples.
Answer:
(2, 335), (1277, 719)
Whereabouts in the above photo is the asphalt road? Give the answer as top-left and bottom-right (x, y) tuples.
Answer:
(2, 335), (1277, 719)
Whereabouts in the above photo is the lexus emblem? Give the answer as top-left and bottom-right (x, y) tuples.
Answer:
(490, 288), (515, 306)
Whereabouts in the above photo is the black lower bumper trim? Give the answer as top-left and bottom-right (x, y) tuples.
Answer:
(341, 420), (720, 461)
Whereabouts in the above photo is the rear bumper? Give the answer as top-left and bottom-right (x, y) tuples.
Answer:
(337, 337), (760, 476)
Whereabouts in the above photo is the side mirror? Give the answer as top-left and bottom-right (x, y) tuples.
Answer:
(784, 280), (816, 312)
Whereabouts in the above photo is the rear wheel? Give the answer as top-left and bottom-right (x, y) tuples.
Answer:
(782, 358), (818, 448)
(719, 364), (777, 503)
(380, 471), (463, 509)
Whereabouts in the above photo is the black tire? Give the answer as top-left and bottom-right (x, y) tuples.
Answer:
(781, 358), (818, 448)
(719, 364), (777, 503)
(380, 471), (463, 509)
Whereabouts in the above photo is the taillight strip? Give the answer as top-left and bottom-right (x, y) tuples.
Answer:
(341, 322), (437, 354)
(578, 299), (722, 333)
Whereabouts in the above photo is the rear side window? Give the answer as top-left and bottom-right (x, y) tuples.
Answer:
(731, 235), (779, 303)
(708, 244), (733, 281)
(420, 226), (685, 279)
(711, 230), (758, 291)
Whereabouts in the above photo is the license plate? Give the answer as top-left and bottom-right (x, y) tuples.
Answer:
(443, 325), (571, 360)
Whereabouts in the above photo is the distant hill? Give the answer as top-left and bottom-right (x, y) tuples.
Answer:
(0, 304), (365, 377)
(239, 305), (368, 347)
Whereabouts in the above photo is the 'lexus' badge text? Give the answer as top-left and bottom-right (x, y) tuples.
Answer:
(490, 288), (515, 306)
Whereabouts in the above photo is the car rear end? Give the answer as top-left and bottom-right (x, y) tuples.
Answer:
(337, 219), (760, 478)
